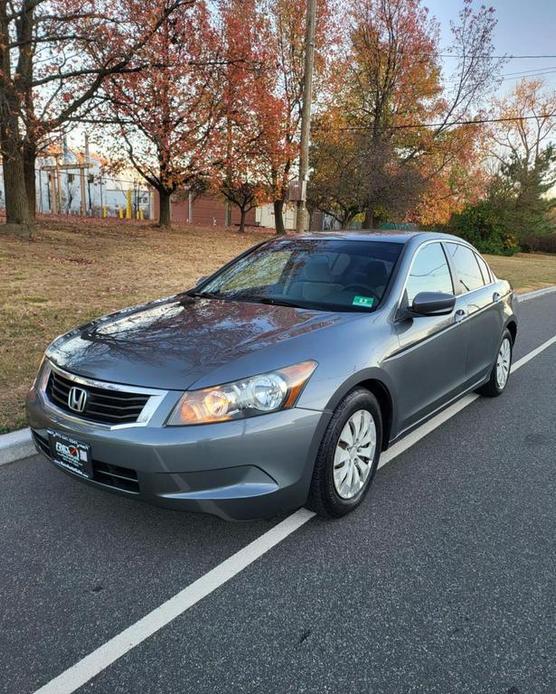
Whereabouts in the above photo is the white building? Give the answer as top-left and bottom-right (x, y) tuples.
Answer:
(0, 148), (152, 219)
(255, 202), (298, 230)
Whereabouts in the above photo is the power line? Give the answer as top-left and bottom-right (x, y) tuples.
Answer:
(501, 70), (556, 82)
(318, 113), (556, 132)
(439, 54), (556, 59)
(501, 66), (556, 77)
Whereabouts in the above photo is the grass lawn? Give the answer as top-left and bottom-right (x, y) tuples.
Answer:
(1, 220), (555, 432)
(483, 252), (556, 294)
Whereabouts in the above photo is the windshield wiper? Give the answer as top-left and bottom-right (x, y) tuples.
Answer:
(187, 290), (226, 300)
(241, 295), (310, 309)
(188, 290), (309, 309)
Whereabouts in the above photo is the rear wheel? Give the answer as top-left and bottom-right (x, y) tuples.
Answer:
(478, 329), (513, 397)
(307, 388), (382, 518)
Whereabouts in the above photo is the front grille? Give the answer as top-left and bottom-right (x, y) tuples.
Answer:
(46, 370), (150, 426)
(32, 430), (140, 494)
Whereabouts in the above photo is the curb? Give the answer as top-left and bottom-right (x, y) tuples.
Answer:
(1, 284), (555, 468)
(517, 285), (556, 302)
(0, 427), (35, 466)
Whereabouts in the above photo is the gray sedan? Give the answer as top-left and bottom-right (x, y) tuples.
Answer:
(26, 231), (517, 519)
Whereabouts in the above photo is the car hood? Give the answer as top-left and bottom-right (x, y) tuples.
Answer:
(46, 294), (352, 390)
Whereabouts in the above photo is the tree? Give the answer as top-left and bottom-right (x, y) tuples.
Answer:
(256, 0), (330, 235)
(102, 1), (222, 227)
(448, 80), (556, 252)
(409, 123), (489, 226)
(448, 196), (520, 255)
(308, 112), (367, 226)
(211, 0), (272, 232)
(0, 0), (191, 231)
(488, 79), (556, 239)
(309, 0), (503, 228)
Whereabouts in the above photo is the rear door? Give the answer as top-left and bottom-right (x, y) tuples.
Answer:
(388, 241), (468, 432)
(443, 242), (504, 385)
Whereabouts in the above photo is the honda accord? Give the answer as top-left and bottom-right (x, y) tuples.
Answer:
(26, 231), (518, 519)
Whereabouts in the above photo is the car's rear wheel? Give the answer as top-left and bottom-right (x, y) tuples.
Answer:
(478, 328), (513, 397)
(307, 388), (382, 518)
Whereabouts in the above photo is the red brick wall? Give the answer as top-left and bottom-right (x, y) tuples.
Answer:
(154, 192), (257, 227)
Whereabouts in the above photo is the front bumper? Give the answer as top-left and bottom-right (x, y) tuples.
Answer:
(26, 385), (329, 520)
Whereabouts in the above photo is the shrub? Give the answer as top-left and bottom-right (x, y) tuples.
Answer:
(521, 233), (556, 254)
(447, 201), (520, 255)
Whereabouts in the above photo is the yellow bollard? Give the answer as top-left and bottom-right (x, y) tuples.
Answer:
(126, 190), (132, 220)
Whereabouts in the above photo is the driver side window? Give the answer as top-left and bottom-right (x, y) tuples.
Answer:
(405, 243), (453, 305)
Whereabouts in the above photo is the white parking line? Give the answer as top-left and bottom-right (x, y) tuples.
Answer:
(33, 334), (556, 694)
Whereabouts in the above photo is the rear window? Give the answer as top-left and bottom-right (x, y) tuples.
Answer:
(474, 253), (492, 284)
(445, 243), (485, 293)
(200, 239), (403, 311)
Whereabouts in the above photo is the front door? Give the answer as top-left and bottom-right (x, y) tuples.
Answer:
(385, 242), (468, 432)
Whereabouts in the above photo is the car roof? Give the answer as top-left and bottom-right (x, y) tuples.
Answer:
(284, 230), (465, 245)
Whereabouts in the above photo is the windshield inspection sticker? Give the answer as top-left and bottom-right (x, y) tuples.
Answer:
(352, 295), (375, 308)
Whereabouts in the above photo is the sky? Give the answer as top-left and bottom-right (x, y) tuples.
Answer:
(425, 0), (556, 95)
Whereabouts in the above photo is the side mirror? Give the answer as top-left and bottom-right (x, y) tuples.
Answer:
(411, 291), (456, 316)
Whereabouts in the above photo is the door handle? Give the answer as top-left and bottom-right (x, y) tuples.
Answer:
(492, 292), (501, 302)
(454, 308), (466, 323)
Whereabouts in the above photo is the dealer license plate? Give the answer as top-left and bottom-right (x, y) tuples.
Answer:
(48, 430), (93, 479)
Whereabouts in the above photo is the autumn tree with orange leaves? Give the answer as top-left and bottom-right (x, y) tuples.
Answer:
(253, 0), (331, 235)
(0, 0), (193, 232)
(102, 1), (222, 227)
(211, 0), (274, 232)
(310, 0), (504, 228)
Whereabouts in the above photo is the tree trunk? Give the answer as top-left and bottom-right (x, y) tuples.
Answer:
(23, 140), (37, 219)
(1, 122), (32, 230)
(363, 206), (375, 229)
(158, 189), (172, 227)
(273, 199), (286, 235)
(0, 4), (32, 232)
(238, 207), (247, 233)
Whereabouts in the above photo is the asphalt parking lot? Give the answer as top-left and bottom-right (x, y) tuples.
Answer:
(1, 292), (555, 694)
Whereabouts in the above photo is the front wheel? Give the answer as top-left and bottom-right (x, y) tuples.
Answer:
(307, 388), (382, 518)
(478, 329), (513, 397)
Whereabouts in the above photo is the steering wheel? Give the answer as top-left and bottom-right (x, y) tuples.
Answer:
(342, 285), (381, 303)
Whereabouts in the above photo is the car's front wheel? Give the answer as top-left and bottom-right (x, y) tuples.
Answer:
(478, 328), (513, 397)
(307, 388), (382, 518)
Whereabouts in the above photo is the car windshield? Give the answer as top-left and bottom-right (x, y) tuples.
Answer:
(193, 239), (403, 312)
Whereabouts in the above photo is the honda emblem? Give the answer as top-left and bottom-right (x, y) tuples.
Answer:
(68, 386), (88, 413)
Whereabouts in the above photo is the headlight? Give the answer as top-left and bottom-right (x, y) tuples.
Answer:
(167, 360), (317, 425)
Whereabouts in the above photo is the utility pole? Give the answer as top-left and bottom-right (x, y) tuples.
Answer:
(295, 0), (317, 234)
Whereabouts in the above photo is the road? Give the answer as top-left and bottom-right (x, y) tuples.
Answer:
(1, 292), (555, 694)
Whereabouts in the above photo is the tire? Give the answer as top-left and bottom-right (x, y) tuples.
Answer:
(477, 328), (513, 397)
(307, 388), (382, 518)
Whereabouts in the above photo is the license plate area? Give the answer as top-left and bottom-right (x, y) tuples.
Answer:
(48, 430), (93, 479)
